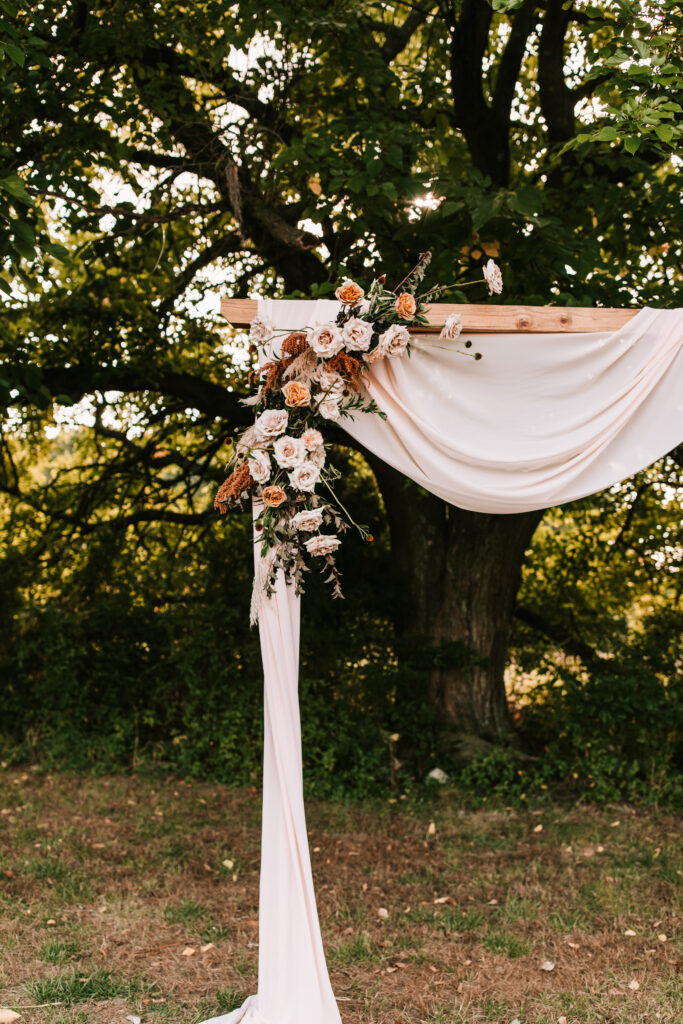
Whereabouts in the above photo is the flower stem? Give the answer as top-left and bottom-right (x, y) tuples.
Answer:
(322, 476), (370, 539)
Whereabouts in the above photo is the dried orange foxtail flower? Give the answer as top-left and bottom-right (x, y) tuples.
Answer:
(326, 351), (365, 391)
(256, 332), (311, 404)
(214, 461), (252, 513)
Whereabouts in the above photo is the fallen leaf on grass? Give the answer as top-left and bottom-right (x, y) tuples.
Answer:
(624, 929), (637, 936)
(540, 960), (555, 971)
(427, 822), (436, 837)
(181, 947), (196, 956)
(200, 943), (215, 952)
(0, 1010), (21, 1023)
(378, 908), (389, 919)
(533, 824), (543, 833)
(125, 1016), (141, 1024)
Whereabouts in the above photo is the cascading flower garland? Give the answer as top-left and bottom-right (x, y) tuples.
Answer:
(214, 252), (502, 619)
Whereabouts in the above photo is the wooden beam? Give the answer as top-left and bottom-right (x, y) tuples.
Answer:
(220, 298), (640, 334)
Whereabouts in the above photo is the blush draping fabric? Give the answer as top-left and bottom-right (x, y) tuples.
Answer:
(200, 300), (683, 1024)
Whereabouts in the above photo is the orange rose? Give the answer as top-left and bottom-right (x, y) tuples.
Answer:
(262, 485), (287, 507)
(395, 292), (416, 319)
(335, 279), (365, 305)
(282, 380), (311, 407)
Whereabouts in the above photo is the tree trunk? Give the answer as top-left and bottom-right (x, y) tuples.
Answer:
(368, 457), (544, 746)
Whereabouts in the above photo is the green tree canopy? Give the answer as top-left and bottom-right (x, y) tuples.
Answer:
(1, 1), (681, 784)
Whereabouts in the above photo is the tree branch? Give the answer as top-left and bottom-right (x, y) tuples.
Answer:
(492, 1), (541, 123)
(515, 603), (606, 669)
(538, 0), (576, 144)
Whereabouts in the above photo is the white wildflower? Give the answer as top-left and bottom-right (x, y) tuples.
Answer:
(483, 259), (503, 295)
(249, 315), (273, 344)
(440, 313), (462, 340)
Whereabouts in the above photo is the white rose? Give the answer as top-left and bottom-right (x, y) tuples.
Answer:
(288, 462), (321, 492)
(342, 317), (373, 352)
(249, 314), (273, 344)
(273, 434), (307, 469)
(376, 323), (409, 359)
(248, 449), (271, 483)
(301, 428), (323, 451)
(483, 259), (503, 295)
(309, 324), (344, 359)
(304, 535), (341, 556)
(290, 508), (325, 532)
(440, 313), (462, 340)
(254, 408), (289, 441)
(318, 397), (341, 421)
(308, 445), (326, 469)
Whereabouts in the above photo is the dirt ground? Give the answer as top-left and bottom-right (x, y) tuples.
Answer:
(0, 769), (680, 1024)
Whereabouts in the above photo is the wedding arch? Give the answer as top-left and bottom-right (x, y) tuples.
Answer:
(201, 292), (683, 1024)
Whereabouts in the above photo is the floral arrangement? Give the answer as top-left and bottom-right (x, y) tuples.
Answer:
(214, 252), (502, 619)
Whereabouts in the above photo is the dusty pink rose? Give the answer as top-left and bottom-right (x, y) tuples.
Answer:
(309, 324), (344, 358)
(315, 368), (344, 397)
(304, 535), (341, 556)
(301, 428), (323, 451)
(273, 435), (306, 469)
(288, 462), (321, 492)
(377, 323), (410, 358)
(342, 317), (373, 352)
(248, 449), (271, 483)
(308, 446), (326, 469)
(318, 397), (340, 421)
(254, 408), (288, 441)
(290, 508), (324, 532)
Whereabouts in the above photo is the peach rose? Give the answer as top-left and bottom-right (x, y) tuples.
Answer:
(335, 279), (365, 305)
(282, 380), (311, 407)
(395, 292), (416, 318)
(262, 485), (287, 507)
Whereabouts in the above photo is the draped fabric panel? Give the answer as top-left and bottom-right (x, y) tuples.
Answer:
(200, 300), (683, 1024)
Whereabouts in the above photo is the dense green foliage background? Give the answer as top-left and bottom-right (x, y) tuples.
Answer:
(1, 1), (682, 804)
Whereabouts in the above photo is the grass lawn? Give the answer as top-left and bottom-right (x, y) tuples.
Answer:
(0, 769), (680, 1023)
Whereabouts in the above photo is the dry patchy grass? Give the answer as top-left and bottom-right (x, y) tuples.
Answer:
(0, 769), (680, 1024)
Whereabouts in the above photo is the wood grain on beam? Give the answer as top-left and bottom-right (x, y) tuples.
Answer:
(220, 297), (639, 334)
